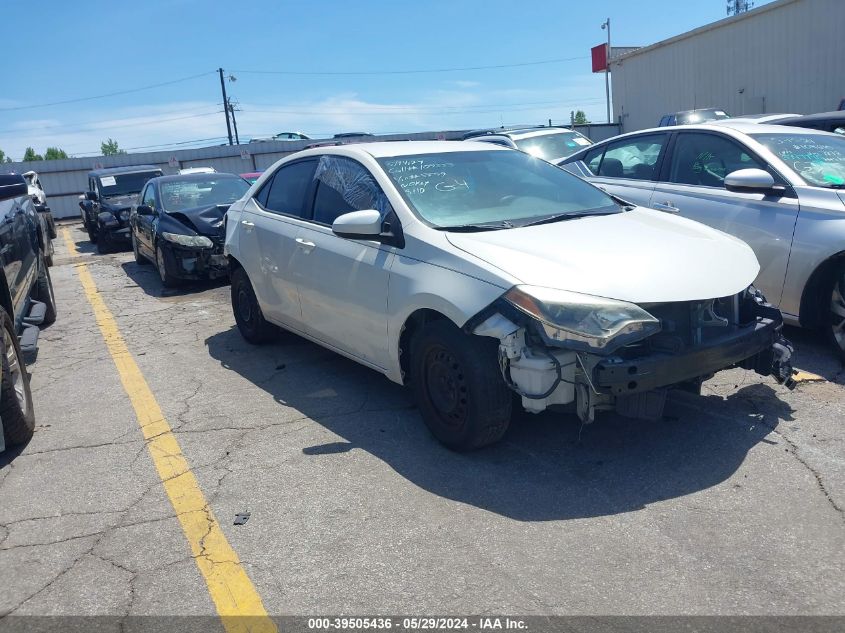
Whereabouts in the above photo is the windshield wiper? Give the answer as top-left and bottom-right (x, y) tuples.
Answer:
(520, 210), (617, 228)
(436, 221), (515, 232)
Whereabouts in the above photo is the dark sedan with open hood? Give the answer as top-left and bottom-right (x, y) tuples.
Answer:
(130, 173), (249, 286)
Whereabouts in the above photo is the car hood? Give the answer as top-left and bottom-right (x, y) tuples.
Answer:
(101, 194), (140, 209)
(444, 208), (760, 304)
(166, 204), (228, 237)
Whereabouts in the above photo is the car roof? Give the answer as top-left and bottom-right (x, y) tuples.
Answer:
(775, 111), (845, 124)
(464, 125), (570, 139)
(336, 140), (508, 158)
(148, 172), (244, 185)
(88, 165), (162, 177)
(668, 108), (725, 116)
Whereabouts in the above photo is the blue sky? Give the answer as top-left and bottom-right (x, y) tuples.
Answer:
(0, 0), (773, 160)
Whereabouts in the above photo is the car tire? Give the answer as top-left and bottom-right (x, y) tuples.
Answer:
(96, 227), (112, 254)
(826, 262), (845, 360)
(231, 267), (277, 344)
(410, 320), (512, 451)
(132, 232), (148, 265)
(34, 257), (57, 326)
(87, 223), (98, 243)
(0, 310), (35, 447)
(155, 243), (179, 288)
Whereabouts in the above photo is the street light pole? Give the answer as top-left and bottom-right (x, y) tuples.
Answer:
(218, 68), (233, 146)
(601, 18), (611, 124)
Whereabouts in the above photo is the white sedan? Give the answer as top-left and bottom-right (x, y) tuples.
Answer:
(225, 141), (794, 450)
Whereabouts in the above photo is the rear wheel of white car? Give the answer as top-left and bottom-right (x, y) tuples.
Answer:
(231, 267), (277, 344)
(1, 310), (35, 447)
(410, 320), (512, 451)
(827, 263), (845, 360)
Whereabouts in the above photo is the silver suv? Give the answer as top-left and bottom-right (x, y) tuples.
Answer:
(560, 122), (845, 357)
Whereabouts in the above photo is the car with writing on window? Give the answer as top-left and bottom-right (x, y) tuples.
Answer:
(80, 165), (163, 253)
(463, 126), (592, 162)
(130, 173), (250, 287)
(559, 122), (845, 357)
(224, 141), (794, 451)
(0, 175), (58, 452)
(657, 108), (730, 126)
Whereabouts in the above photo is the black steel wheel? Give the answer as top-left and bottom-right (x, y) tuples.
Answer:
(410, 320), (512, 450)
(230, 267), (277, 344)
(0, 310), (35, 447)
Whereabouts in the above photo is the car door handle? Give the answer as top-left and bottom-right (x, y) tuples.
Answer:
(295, 238), (316, 253)
(240, 219), (255, 231)
(652, 201), (680, 214)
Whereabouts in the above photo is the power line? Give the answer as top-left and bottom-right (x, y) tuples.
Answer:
(0, 71), (216, 112)
(239, 98), (605, 115)
(231, 56), (589, 76)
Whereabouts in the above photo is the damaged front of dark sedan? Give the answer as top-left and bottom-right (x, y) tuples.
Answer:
(130, 173), (250, 287)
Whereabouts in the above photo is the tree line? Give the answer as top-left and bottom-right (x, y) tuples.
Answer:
(0, 138), (127, 163)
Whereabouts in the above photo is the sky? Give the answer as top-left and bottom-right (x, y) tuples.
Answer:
(0, 0), (774, 161)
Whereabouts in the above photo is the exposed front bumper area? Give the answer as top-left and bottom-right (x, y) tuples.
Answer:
(473, 290), (796, 423)
(164, 243), (228, 280)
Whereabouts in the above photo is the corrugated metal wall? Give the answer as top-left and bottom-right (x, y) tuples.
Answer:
(3, 125), (619, 218)
(610, 0), (844, 132)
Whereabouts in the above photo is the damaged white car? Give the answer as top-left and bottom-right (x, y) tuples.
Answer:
(225, 141), (795, 450)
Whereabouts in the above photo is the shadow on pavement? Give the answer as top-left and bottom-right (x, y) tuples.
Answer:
(120, 261), (229, 299)
(205, 325), (796, 522)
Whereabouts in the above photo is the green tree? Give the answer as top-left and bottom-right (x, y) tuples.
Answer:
(100, 138), (126, 156)
(0, 148), (12, 163)
(573, 110), (589, 125)
(44, 147), (69, 160)
(23, 147), (43, 162)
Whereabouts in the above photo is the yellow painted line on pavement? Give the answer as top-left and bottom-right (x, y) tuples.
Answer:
(61, 229), (277, 633)
(792, 370), (826, 383)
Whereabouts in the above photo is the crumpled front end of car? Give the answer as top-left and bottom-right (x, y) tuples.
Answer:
(469, 285), (795, 423)
(161, 235), (228, 280)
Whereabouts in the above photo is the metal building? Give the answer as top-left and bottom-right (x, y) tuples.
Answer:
(610, 0), (845, 132)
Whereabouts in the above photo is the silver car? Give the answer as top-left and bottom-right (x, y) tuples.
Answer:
(559, 122), (845, 357)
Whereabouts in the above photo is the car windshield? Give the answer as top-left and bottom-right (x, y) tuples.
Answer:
(378, 150), (619, 229)
(160, 176), (250, 212)
(676, 110), (730, 124)
(98, 171), (161, 197)
(513, 131), (592, 160)
(751, 133), (845, 187)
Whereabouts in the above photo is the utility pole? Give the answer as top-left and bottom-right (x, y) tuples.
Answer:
(228, 98), (241, 145)
(601, 18), (611, 124)
(218, 67), (233, 146)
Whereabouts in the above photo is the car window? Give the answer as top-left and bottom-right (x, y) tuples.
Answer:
(141, 186), (156, 209)
(312, 156), (393, 225)
(259, 160), (316, 217)
(669, 133), (766, 188)
(597, 134), (665, 180)
(751, 132), (845, 188)
(582, 146), (605, 174)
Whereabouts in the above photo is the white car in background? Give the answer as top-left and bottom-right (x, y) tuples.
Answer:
(559, 122), (845, 357)
(178, 167), (216, 175)
(463, 126), (592, 162)
(225, 141), (794, 450)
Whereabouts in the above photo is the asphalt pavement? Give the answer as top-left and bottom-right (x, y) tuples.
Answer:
(1, 224), (843, 623)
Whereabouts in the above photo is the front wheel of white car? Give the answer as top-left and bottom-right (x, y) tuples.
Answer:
(410, 320), (512, 451)
(827, 263), (845, 360)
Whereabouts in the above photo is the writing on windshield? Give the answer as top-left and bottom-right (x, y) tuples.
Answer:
(752, 133), (845, 187)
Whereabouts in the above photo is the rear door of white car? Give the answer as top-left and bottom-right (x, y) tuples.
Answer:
(289, 155), (395, 369)
(649, 130), (799, 306)
(580, 133), (669, 207)
(238, 158), (318, 329)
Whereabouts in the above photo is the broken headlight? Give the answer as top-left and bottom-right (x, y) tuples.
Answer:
(503, 285), (661, 354)
(161, 232), (213, 248)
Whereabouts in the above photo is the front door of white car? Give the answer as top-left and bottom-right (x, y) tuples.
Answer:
(289, 156), (394, 369)
(648, 131), (799, 307)
(238, 159), (318, 329)
(581, 133), (669, 207)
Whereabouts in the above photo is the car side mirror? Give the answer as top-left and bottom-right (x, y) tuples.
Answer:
(136, 204), (154, 216)
(0, 174), (28, 201)
(724, 168), (777, 192)
(86, 191), (99, 201)
(331, 209), (383, 239)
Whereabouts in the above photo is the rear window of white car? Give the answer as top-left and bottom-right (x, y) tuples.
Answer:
(752, 133), (845, 188)
(378, 150), (618, 229)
